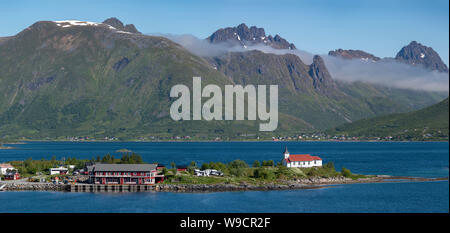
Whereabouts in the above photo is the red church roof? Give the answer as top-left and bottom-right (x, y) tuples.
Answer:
(286, 154), (321, 163)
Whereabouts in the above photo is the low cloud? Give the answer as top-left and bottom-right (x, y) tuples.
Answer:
(153, 33), (314, 62)
(154, 33), (449, 92)
(323, 56), (449, 92)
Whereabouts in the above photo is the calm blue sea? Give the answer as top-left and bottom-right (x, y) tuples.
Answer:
(0, 141), (448, 213)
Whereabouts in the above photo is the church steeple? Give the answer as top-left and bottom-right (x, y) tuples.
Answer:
(283, 146), (290, 159)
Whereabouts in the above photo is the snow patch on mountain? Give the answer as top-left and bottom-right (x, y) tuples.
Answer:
(53, 20), (140, 34)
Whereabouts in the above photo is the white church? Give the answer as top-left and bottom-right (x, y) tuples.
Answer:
(282, 147), (322, 168)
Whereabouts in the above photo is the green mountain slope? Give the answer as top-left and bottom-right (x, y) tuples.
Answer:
(0, 19), (447, 140)
(210, 51), (446, 129)
(0, 20), (310, 139)
(326, 98), (449, 140)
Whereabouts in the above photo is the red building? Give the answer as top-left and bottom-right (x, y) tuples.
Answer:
(88, 164), (163, 185)
(4, 170), (20, 180)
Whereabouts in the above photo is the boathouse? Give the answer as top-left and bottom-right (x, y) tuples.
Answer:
(87, 164), (162, 185)
(282, 147), (322, 168)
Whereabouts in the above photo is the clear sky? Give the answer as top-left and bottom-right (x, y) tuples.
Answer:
(1, 0), (448, 64)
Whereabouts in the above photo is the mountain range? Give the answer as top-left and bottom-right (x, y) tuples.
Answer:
(0, 18), (447, 140)
(328, 41), (449, 73)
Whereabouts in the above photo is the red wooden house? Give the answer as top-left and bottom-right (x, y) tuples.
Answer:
(4, 170), (20, 180)
(87, 164), (163, 185)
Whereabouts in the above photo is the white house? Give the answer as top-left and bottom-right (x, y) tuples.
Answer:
(0, 163), (15, 175)
(282, 147), (322, 168)
(50, 166), (69, 175)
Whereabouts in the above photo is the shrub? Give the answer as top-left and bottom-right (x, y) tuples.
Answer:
(227, 160), (249, 169)
(306, 168), (320, 176)
(341, 167), (352, 177)
(229, 168), (245, 177)
(323, 162), (335, 170)
(275, 166), (290, 178)
(161, 167), (169, 176)
(252, 160), (261, 168)
(201, 163), (209, 170)
(253, 168), (275, 180)
(209, 162), (227, 171)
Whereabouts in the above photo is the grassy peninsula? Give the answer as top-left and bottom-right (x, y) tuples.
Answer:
(3, 153), (366, 185)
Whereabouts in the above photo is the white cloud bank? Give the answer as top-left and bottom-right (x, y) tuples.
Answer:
(153, 33), (449, 92)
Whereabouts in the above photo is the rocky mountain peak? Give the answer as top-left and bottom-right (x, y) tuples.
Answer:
(309, 55), (336, 93)
(103, 17), (124, 29)
(328, 49), (380, 61)
(207, 23), (296, 50)
(103, 17), (141, 34)
(395, 41), (448, 73)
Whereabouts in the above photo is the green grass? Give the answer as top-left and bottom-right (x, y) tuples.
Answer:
(162, 162), (366, 185)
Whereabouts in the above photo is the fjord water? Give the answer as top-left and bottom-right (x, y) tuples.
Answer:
(0, 141), (448, 213)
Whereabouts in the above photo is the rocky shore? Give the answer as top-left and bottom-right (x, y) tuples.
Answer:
(1, 182), (69, 191)
(1, 176), (446, 192)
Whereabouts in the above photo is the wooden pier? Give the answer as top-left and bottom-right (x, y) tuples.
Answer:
(70, 184), (156, 192)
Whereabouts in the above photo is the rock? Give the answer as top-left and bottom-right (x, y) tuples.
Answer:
(207, 23), (296, 50)
(328, 49), (380, 61)
(309, 55), (337, 95)
(103, 17), (141, 34)
(395, 41), (448, 73)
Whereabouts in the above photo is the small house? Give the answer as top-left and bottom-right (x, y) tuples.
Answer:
(0, 163), (14, 175)
(50, 166), (69, 175)
(176, 166), (188, 172)
(4, 170), (20, 180)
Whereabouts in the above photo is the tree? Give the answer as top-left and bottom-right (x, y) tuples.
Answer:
(187, 161), (198, 174)
(201, 163), (209, 170)
(101, 154), (111, 163)
(189, 161), (197, 168)
(341, 167), (352, 177)
(227, 160), (248, 169)
(252, 160), (261, 168)
(162, 167), (169, 176)
(130, 153), (144, 164)
(262, 160), (274, 167)
(324, 162), (335, 170)
(121, 154), (130, 164)
(209, 162), (227, 171)
(170, 161), (177, 175)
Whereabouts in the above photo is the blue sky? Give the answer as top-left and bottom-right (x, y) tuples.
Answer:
(1, 0), (448, 64)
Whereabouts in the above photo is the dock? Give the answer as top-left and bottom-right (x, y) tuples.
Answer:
(70, 184), (157, 192)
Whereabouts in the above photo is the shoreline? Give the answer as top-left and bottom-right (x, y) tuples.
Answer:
(1, 176), (447, 193)
(4, 139), (449, 145)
